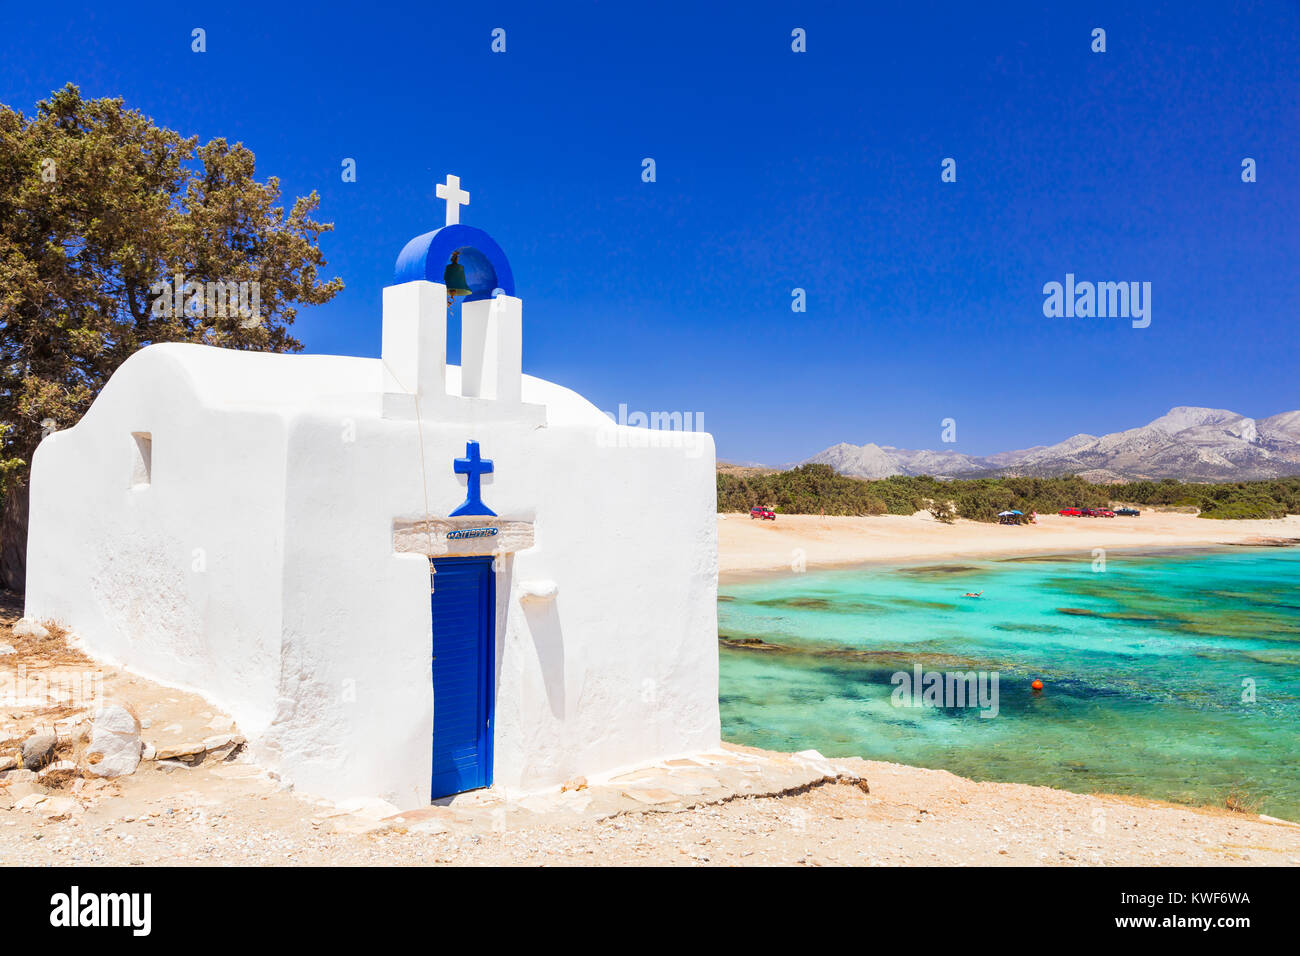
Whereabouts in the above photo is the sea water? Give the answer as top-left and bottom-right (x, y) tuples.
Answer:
(718, 547), (1300, 818)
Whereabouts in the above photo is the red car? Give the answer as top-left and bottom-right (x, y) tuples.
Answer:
(750, 506), (776, 520)
(1083, 508), (1115, 518)
(1058, 507), (1084, 517)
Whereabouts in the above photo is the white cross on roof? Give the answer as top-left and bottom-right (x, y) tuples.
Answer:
(436, 173), (470, 227)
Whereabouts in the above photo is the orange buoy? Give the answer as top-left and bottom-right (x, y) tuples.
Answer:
(1031, 679), (1044, 691)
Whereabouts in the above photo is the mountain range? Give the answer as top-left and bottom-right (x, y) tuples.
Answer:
(803, 407), (1300, 483)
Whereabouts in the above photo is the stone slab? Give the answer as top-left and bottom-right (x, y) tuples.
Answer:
(393, 516), (535, 558)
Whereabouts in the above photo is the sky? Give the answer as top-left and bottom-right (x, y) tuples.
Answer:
(2, 1), (1297, 464)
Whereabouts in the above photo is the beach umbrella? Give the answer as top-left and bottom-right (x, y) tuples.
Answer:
(1009, 510), (1024, 515)
(997, 511), (1016, 516)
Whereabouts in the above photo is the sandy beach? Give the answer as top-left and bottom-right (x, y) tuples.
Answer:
(718, 510), (1300, 575)
(5, 515), (1300, 866)
(3, 593), (1297, 865)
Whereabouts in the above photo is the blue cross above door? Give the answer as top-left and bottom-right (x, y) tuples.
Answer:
(450, 440), (496, 517)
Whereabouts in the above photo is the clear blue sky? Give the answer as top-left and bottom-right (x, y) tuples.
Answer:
(3, 1), (1297, 464)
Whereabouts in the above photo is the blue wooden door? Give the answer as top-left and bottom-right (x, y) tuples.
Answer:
(429, 556), (495, 799)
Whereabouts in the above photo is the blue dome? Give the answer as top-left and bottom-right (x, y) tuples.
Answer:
(393, 225), (515, 302)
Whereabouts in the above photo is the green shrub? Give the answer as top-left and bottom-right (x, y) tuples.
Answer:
(717, 470), (1300, 522)
(1199, 499), (1286, 520)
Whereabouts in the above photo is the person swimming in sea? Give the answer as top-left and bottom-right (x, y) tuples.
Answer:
(962, 590), (984, 598)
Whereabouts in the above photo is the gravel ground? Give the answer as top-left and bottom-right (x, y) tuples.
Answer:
(4, 755), (1299, 867)
(4, 592), (1299, 867)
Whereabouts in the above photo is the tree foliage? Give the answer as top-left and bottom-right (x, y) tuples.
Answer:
(718, 466), (1300, 522)
(0, 84), (343, 586)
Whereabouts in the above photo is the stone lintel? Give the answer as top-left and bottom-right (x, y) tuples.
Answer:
(393, 515), (534, 558)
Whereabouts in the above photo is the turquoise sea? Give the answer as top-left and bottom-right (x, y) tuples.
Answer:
(718, 547), (1300, 818)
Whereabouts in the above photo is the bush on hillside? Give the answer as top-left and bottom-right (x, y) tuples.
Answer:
(717, 470), (1300, 523)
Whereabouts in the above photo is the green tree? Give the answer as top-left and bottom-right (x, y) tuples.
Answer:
(718, 468), (1300, 522)
(0, 85), (343, 589)
(928, 498), (956, 523)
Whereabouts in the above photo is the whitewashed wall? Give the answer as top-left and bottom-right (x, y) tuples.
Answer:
(25, 343), (719, 809)
(25, 346), (290, 729)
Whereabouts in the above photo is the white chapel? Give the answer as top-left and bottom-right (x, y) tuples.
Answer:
(23, 177), (721, 808)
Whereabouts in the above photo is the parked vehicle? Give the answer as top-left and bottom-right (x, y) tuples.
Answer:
(1083, 507), (1115, 518)
(1058, 507), (1084, 517)
(750, 506), (776, 520)
(1114, 507), (1141, 517)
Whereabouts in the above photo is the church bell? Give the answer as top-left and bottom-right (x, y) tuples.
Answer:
(443, 252), (472, 303)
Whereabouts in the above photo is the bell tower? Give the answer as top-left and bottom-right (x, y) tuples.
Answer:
(380, 174), (544, 424)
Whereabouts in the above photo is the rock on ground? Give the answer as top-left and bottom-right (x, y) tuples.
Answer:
(12, 619), (50, 639)
(21, 731), (56, 771)
(85, 705), (142, 778)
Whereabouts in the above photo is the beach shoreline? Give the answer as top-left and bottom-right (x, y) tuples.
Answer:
(717, 510), (1300, 578)
(4, 550), (1299, 862)
(713, 509), (1300, 843)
